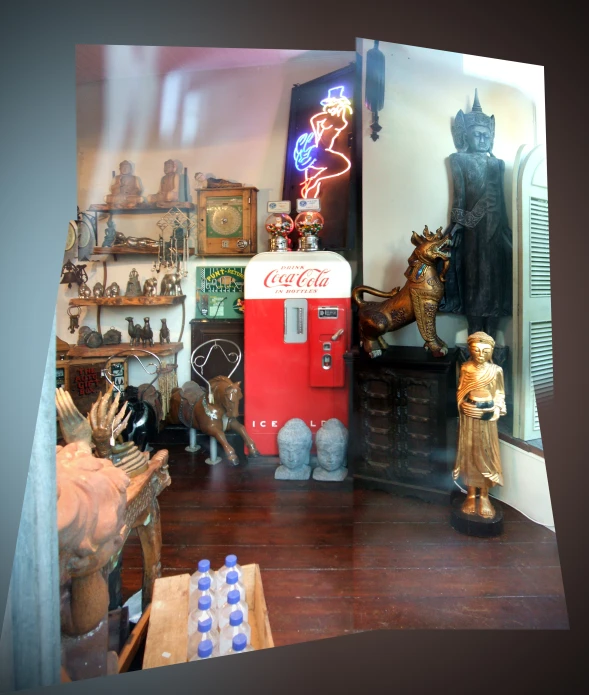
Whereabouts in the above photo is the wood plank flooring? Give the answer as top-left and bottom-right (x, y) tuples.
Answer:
(121, 445), (568, 648)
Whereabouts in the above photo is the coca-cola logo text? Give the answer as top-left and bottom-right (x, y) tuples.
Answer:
(263, 267), (331, 289)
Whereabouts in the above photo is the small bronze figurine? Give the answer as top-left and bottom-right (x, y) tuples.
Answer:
(143, 277), (158, 297)
(103, 327), (122, 345)
(125, 317), (142, 347)
(453, 332), (506, 518)
(160, 272), (182, 296)
(78, 283), (92, 299)
(102, 216), (117, 247)
(92, 282), (104, 298)
(104, 282), (120, 298)
(352, 226), (451, 358)
(160, 318), (170, 344)
(125, 268), (142, 297)
(140, 317), (153, 347)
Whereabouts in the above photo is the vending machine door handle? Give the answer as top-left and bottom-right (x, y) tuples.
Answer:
(331, 328), (344, 341)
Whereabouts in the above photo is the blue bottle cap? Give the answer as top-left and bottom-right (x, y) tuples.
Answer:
(198, 577), (211, 591)
(198, 617), (213, 633)
(232, 633), (247, 652)
(198, 639), (213, 658)
(226, 570), (239, 585)
(198, 559), (211, 573)
(229, 610), (243, 627)
(226, 554), (237, 568)
(198, 595), (212, 611)
(227, 589), (240, 605)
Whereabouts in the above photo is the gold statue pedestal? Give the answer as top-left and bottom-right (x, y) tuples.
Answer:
(450, 492), (504, 537)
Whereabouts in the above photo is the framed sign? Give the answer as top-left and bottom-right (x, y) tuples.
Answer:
(282, 63), (357, 251)
(59, 358), (128, 415)
(196, 266), (245, 320)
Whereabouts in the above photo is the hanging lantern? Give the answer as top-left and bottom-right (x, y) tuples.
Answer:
(365, 40), (386, 141)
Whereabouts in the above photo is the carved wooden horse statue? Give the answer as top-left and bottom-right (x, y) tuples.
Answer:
(168, 376), (259, 465)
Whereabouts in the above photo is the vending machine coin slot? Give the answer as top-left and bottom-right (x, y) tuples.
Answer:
(284, 298), (308, 343)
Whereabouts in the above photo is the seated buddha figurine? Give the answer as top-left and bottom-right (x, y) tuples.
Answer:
(104, 160), (145, 208)
(148, 159), (180, 206)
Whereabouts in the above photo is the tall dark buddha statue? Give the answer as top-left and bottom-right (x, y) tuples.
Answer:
(440, 90), (513, 339)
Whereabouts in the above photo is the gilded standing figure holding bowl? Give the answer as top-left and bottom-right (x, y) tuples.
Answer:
(453, 331), (506, 519)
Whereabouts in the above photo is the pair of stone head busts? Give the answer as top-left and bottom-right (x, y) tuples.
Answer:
(275, 418), (348, 482)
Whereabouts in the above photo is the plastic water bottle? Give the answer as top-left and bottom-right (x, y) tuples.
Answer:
(217, 570), (246, 609)
(219, 589), (249, 630)
(188, 594), (218, 634)
(227, 633), (255, 655)
(217, 554), (243, 586)
(188, 616), (219, 661)
(191, 558), (218, 592)
(190, 576), (216, 612)
(189, 638), (217, 661)
(219, 610), (252, 656)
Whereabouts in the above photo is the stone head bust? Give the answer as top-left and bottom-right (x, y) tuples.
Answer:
(277, 418), (312, 469)
(316, 419), (348, 472)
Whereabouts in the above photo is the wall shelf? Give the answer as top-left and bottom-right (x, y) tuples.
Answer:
(92, 246), (197, 257)
(66, 342), (184, 359)
(70, 295), (186, 307)
(88, 203), (195, 212)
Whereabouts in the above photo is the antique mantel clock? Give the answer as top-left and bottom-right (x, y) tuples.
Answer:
(195, 187), (258, 256)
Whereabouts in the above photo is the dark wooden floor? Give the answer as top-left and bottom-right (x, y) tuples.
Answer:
(121, 444), (569, 646)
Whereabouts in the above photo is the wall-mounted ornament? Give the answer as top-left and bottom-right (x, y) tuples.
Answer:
(364, 40), (386, 141)
(60, 260), (88, 289)
(154, 206), (196, 276)
(67, 306), (81, 334)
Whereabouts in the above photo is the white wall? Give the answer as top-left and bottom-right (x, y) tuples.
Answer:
(359, 40), (545, 350)
(493, 441), (555, 530)
(59, 50), (353, 386)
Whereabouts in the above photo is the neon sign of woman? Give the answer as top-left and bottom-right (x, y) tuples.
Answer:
(293, 85), (353, 199)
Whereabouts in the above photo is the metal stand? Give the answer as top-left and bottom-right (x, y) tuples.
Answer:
(191, 339), (242, 465)
(186, 427), (201, 453)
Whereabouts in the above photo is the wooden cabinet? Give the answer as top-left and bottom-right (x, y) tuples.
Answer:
(345, 346), (459, 503)
(195, 187), (258, 256)
(190, 319), (245, 415)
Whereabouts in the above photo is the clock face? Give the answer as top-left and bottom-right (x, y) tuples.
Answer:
(65, 221), (77, 251)
(78, 220), (91, 249)
(206, 197), (243, 238)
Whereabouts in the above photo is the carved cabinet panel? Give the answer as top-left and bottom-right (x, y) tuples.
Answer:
(346, 347), (459, 501)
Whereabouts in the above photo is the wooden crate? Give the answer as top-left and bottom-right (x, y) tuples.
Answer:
(143, 563), (273, 669)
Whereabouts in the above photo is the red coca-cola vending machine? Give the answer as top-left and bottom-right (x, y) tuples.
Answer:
(244, 251), (352, 455)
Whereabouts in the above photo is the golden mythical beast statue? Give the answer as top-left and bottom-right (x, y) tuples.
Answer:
(352, 226), (452, 358)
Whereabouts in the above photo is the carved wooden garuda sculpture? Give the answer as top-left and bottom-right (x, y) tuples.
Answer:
(352, 226), (452, 358)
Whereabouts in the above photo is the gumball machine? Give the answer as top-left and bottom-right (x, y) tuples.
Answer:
(295, 210), (324, 252)
(265, 212), (294, 252)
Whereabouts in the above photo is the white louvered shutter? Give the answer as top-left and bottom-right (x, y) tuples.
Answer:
(512, 144), (551, 441)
